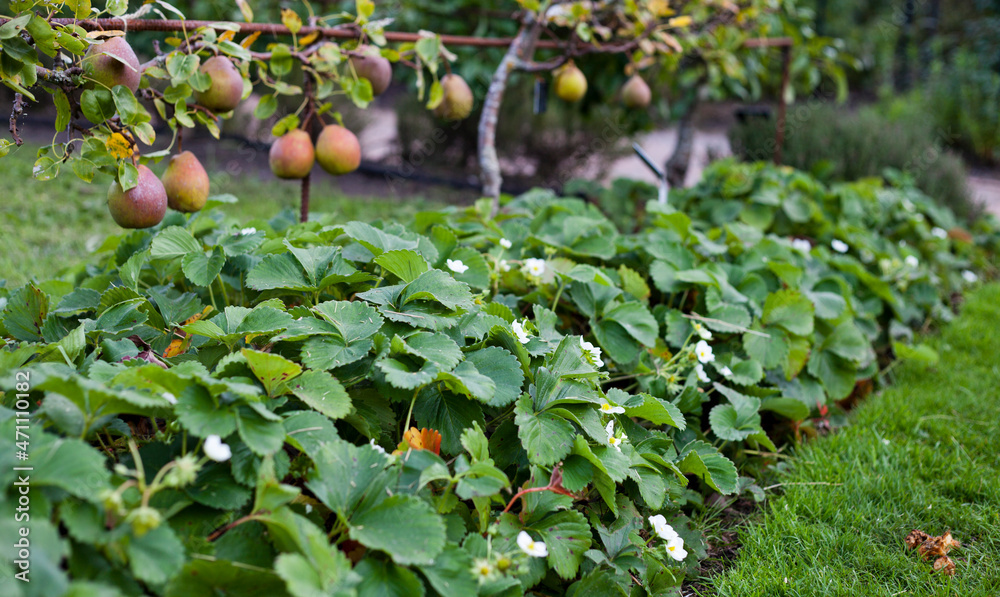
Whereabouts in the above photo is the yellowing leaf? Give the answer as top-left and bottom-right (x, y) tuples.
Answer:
(648, 0), (674, 17)
(668, 15), (693, 28)
(281, 8), (303, 35)
(183, 306), (213, 326)
(218, 30), (236, 43)
(236, 0), (254, 23)
(86, 30), (125, 39)
(105, 132), (132, 159)
(356, 0), (375, 23)
(241, 31), (262, 49)
(164, 338), (188, 358)
(298, 31), (319, 47)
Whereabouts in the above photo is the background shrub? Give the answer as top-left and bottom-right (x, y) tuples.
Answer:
(729, 103), (978, 220)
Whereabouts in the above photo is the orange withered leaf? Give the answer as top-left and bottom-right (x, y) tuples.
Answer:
(918, 531), (961, 560)
(905, 529), (930, 550)
(183, 306), (214, 326)
(163, 338), (187, 358)
(932, 555), (956, 576)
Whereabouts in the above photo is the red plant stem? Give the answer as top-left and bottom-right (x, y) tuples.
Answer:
(207, 512), (261, 541)
(500, 486), (552, 515)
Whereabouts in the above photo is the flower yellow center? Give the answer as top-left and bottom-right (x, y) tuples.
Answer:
(478, 566), (490, 575)
(600, 403), (611, 412)
(668, 545), (676, 552)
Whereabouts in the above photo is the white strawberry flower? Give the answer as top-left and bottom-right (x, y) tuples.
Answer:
(499, 237), (513, 249)
(831, 239), (849, 254)
(648, 515), (679, 541)
(499, 259), (512, 272)
(719, 366), (732, 377)
(931, 227), (948, 239)
(446, 259), (469, 274)
(580, 337), (604, 368)
(511, 319), (530, 344)
(471, 558), (498, 582)
(904, 255), (919, 267)
(369, 439), (386, 455)
(522, 258), (546, 278)
(791, 238), (812, 254)
(695, 364), (709, 383)
(203, 435), (232, 462)
(605, 420), (625, 451)
(239, 227), (257, 236)
(962, 270), (978, 284)
(665, 535), (688, 561)
(692, 322), (712, 340)
(694, 340), (714, 364)
(598, 399), (625, 415)
(517, 531), (548, 557)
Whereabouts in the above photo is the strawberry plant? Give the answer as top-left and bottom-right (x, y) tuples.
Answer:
(0, 159), (996, 595)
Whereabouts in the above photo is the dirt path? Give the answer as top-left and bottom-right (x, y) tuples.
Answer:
(968, 176), (1000, 218)
(602, 126), (731, 188)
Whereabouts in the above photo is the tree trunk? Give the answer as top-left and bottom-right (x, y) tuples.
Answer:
(477, 14), (543, 204)
(893, 0), (916, 92)
(665, 99), (698, 189)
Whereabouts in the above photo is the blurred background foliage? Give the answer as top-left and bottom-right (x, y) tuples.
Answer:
(2, 0), (998, 217)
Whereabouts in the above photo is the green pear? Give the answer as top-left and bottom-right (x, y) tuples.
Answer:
(107, 165), (168, 229)
(162, 151), (210, 213)
(622, 75), (652, 109)
(82, 37), (141, 93)
(433, 74), (474, 121)
(269, 129), (315, 179)
(315, 125), (361, 176)
(195, 56), (244, 113)
(350, 45), (393, 96)
(554, 63), (587, 103)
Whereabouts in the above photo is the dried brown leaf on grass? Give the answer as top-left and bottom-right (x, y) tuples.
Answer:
(918, 531), (962, 560)
(933, 556), (956, 576)
(904, 529), (930, 550)
(905, 529), (962, 576)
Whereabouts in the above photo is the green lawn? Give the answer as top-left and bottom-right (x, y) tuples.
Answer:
(0, 143), (440, 287)
(707, 284), (1000, 596)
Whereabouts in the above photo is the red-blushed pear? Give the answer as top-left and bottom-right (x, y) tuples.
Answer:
(433, 74), (474, 121)
(162, 151), (210, 212)
(621, 75), (652, 109)
(554, 63), (587, 103)
(195, 56), (244, 113)
(82, 37), (141, 93)
(107, 165), (168, 229)
(350, 46), (393, 96)
(269, 129), (315, 179)
(315, 125), (361, 175)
